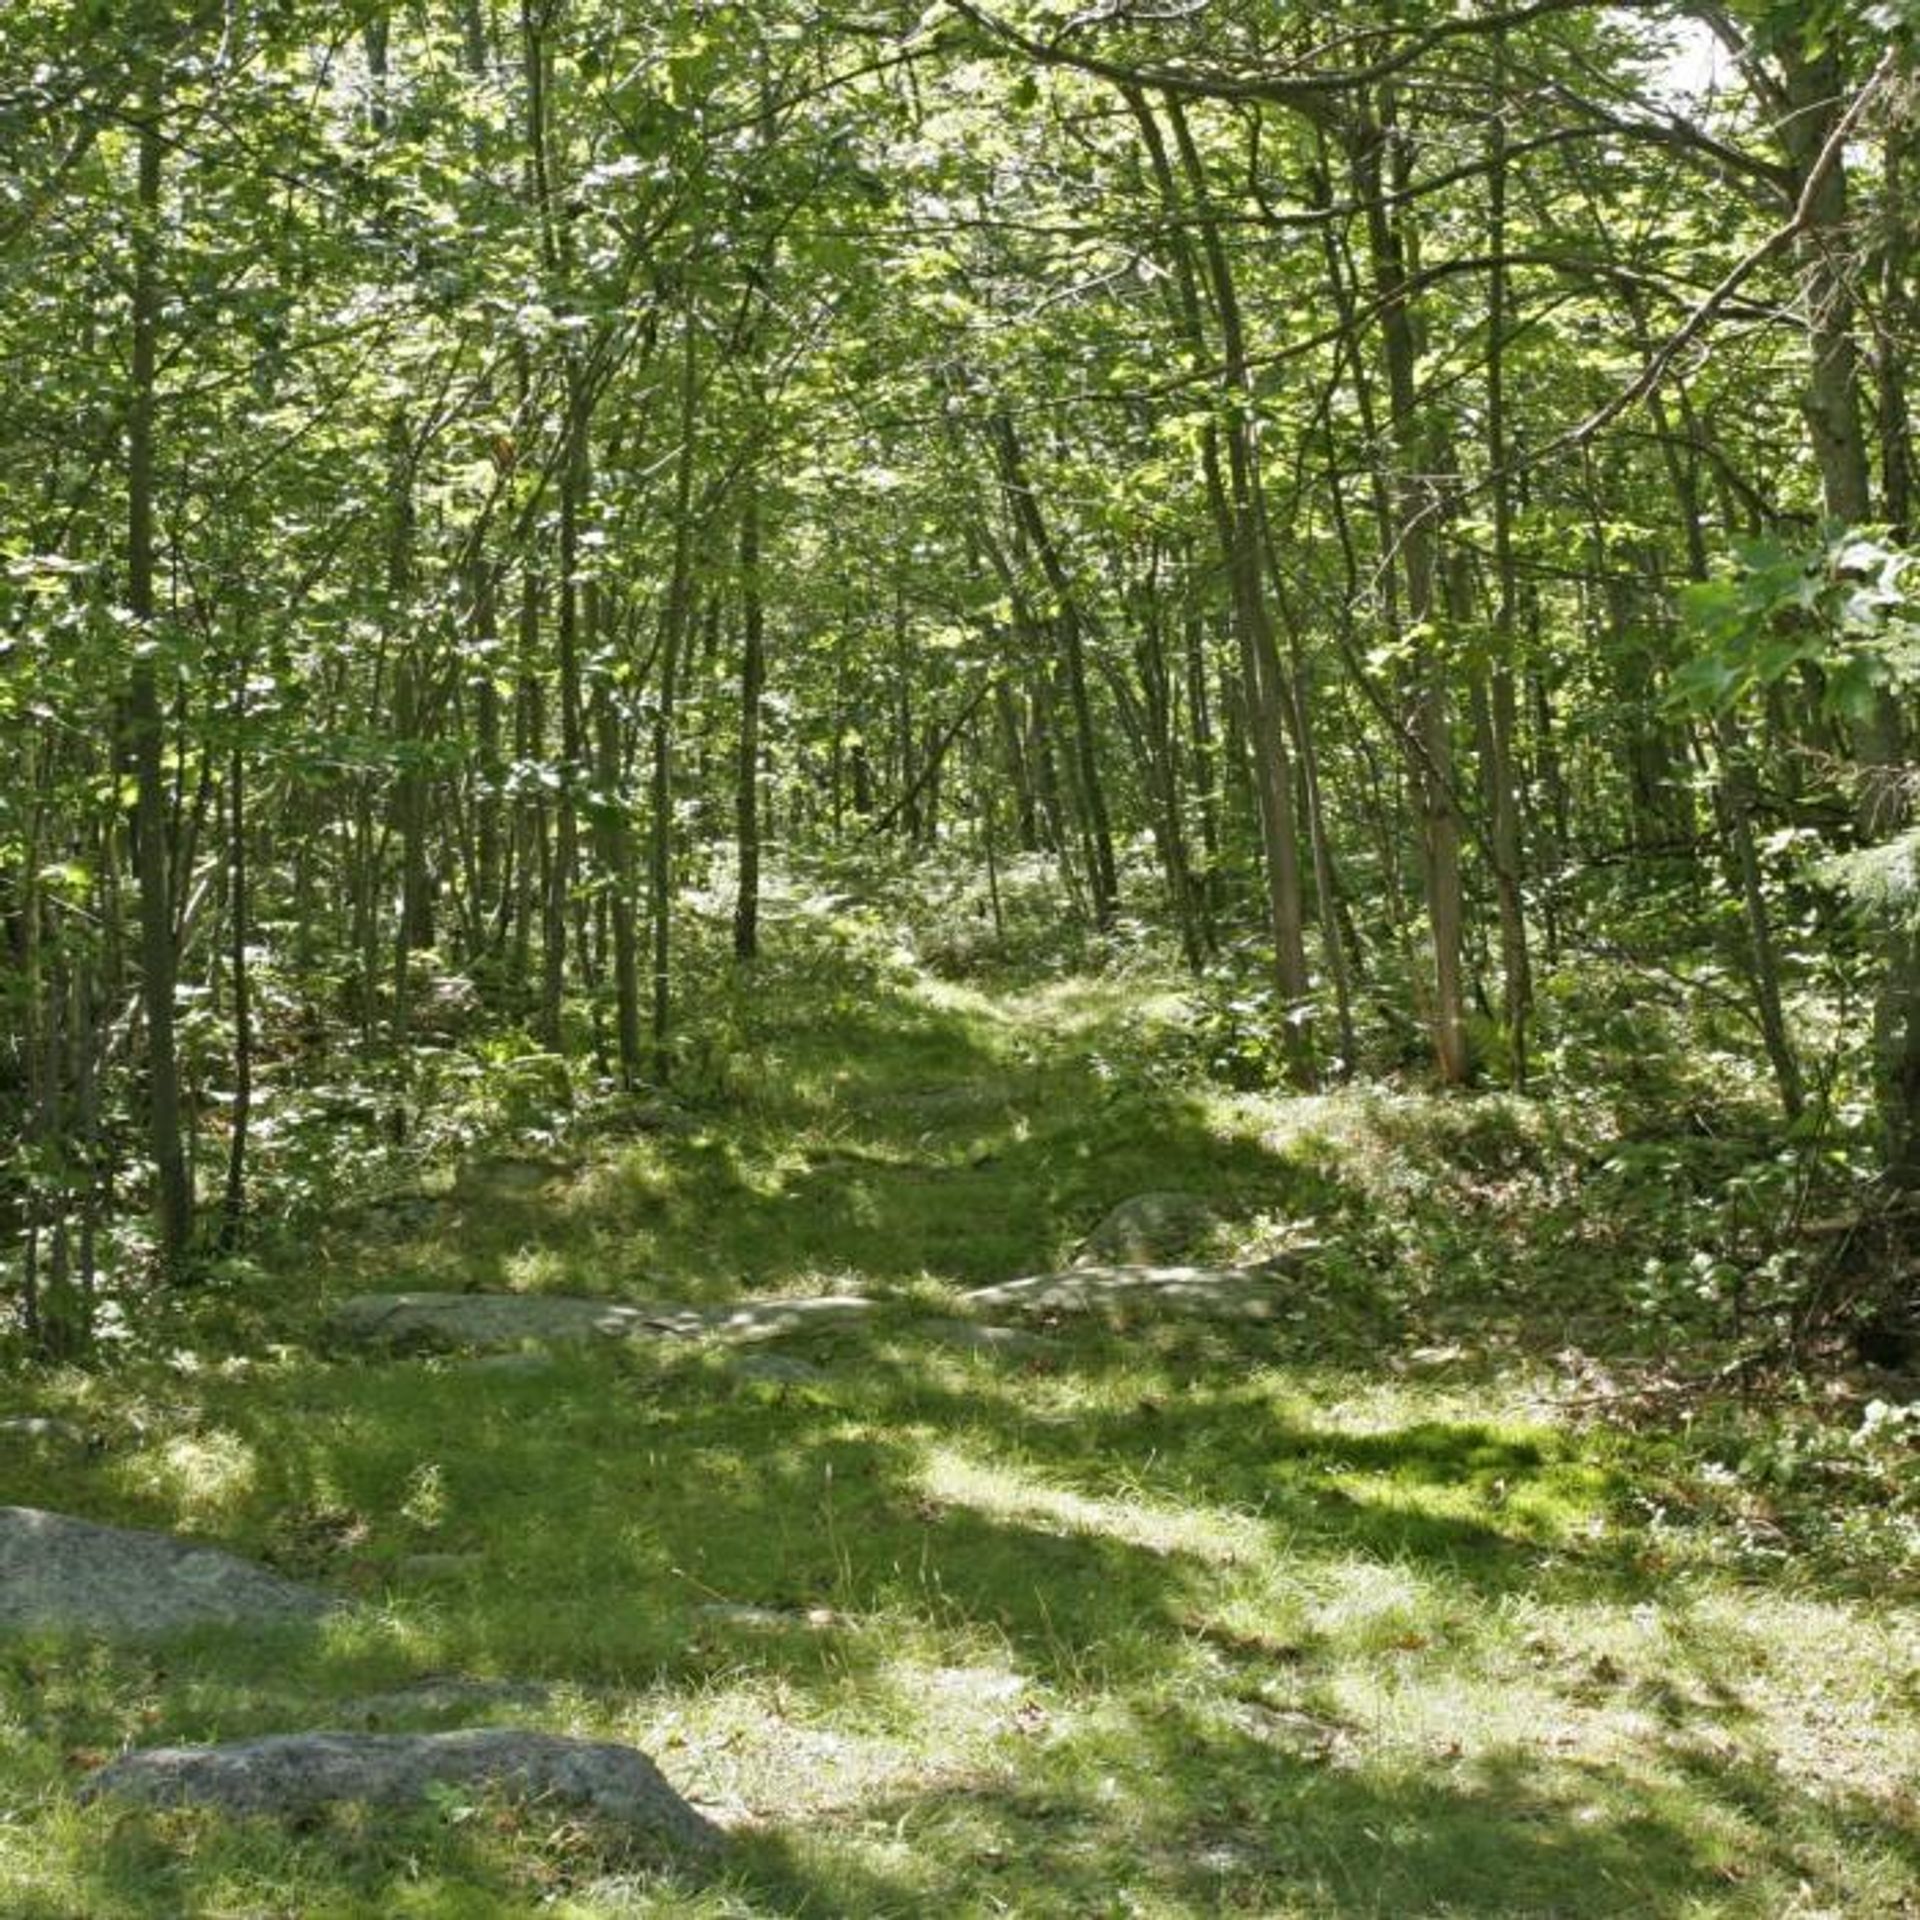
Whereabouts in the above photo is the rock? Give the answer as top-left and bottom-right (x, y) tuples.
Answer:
(80, 1730), (720, 1853)
(335, 1678), (554, 1728)
(641, 1297), (875, 1344)
(911, 1318), (1061, 1359)
(961, 1264), (1287, 1323)
(0, 1416), (93, 1450)
(333, 1293), (647, 1348)
(331, 1291), (874, 1354)
(1075, 1193), (1218, 1266)
(0, 1507), (335, 1637)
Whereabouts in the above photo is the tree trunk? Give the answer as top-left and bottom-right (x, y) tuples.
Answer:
(127, 75), (191, 1268)
(1136, 89), (1313, 1079)
(1348, 97), (1468, 1083)
(652, 306), (700, 1082)
(734, 478), (765, 961)
(989, 410), (1119, 928)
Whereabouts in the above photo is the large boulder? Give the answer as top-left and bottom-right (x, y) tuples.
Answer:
(962, 1263), (1289, 1322)
(911, 1317), (1061, 1359)
(1074, 1192), (1218, 1266)
(0, 1507), (334, 1637)
(333, 1292), (659, 1348)
(80, 1730), (719, 1853)
(330, 1290), (874, 1353)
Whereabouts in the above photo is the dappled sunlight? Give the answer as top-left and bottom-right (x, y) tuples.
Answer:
(7, 938), (1914, 1916)
(919, 1442), (1278, 1570)
(105, 1429), (260, 1527)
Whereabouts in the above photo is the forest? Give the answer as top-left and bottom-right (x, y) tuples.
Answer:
(2, 1), (1918, 1914)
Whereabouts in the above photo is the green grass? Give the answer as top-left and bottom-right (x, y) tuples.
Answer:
(3, 901), (1917, 1916)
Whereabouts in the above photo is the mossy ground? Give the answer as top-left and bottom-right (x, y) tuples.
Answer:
(2, 892), (1916, 1916)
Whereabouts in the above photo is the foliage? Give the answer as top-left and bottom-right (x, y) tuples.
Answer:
(1675, 526), (1920, 723)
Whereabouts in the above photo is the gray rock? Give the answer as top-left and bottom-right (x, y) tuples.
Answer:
(912, 1318), (1061, 1359)
(334, 1293), (646, 1348)
(962, 1264), (1286, 1322)
(643, 1296), (875, 1344)
(1075, 1192), (1218, 1266)
(0, 1507), (334, 1637)
(79, 1730), (719, 1852)
(331, 1291), (874, 1353)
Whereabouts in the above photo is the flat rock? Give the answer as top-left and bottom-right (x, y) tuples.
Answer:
(643, 1297), (875, 1344)
(961, 1264), (1286, 1322)
(911, 1318), (1061, 1359)
(1075, 1192), (1218, 1265)
(80, 1730), (719, 1853)
(334, 1293), (646, 1347)
(0, 1507), (334, 1637)
(331, 1291), (874, 1353)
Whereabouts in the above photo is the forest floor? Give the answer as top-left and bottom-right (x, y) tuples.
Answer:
(2, 883), (1918, 1917)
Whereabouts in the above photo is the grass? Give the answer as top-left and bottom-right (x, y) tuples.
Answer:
(2, 889), (1916, 1916)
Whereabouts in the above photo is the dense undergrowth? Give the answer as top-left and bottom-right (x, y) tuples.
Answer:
(2, 857), (1916, 1916)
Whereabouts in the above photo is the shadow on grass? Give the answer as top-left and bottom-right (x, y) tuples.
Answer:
(18, 955), (1906, 1915)
(14, 1309), (1908, 1915)
(731, 1714), (1920, 1917)
(352, 971), (1364, 1302)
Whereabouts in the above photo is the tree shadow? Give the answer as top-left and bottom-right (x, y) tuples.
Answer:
(734, 1709), (1920, 1917)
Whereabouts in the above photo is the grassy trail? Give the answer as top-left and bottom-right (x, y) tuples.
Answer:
(2, 946), (1916, 1916)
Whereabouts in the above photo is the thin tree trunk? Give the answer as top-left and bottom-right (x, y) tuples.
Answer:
(1348, 96), (1467, 1083)
(733, 478), (766, 961)
(989, 410), (1119, 927)
(1483, 42), (1533, 1088)
(651, 307), (700, 1082)
(221, 634), (253, 1245)
(1133, 88), (1313, 1077)
(127, 74), (191, 1266)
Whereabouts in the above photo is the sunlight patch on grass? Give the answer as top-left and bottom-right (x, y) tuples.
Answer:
(1298, 1556), (1440, 1648)
(108, 1428), (258, 1524)
(499, 1245), (575, 1293)
(919, 1444), (1271, 1569)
